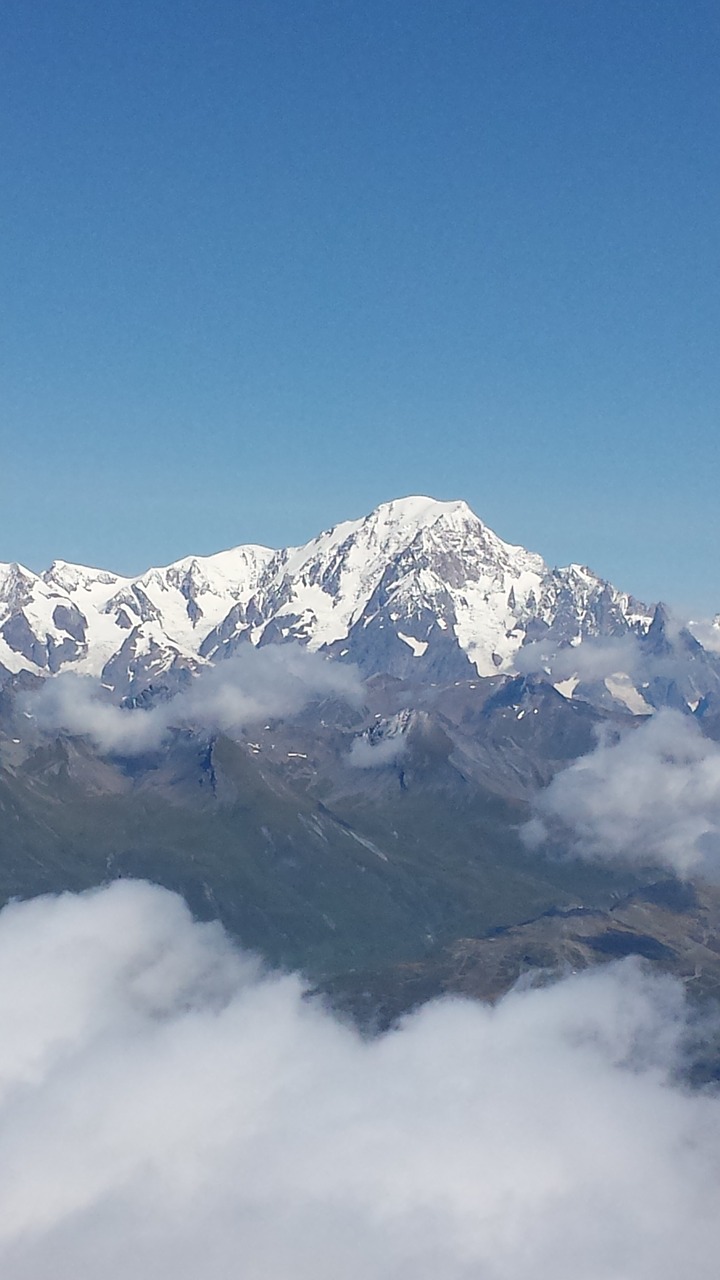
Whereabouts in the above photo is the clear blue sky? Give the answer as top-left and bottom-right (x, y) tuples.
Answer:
(1, 0), (718, 613)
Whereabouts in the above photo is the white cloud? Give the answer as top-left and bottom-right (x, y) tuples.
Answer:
(348, 733), (406, 768)
(516, 634), (641, 684)
(515, 622), (717, 697)
(26, 646), (364, 754)
(524, 709), (720, 877)
(0, 880), (719, 1278)
(688, 618), (720, 655)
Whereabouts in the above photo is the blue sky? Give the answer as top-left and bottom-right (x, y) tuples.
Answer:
(1, 0), (718, 613)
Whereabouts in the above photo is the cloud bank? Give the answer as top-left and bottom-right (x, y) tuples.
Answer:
(1, 879), (720, 1278)
(26, 646), (364, 754)
(348, 733), (406, 768)
(525, 709), (720, 877)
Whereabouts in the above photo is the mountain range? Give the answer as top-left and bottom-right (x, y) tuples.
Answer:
(2, 495), (718, 708)
(2, 496), (720, 1023)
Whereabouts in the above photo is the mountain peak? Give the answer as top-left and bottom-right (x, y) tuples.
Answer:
(367, 495), (474, 527)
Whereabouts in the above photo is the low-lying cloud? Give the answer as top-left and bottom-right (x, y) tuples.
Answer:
(524, 709), (720, 877)
(516, 634), (641, 684)
(26, 646), (364, 754)
(515, 621), (720, 707)
(0, 879), (719, 1278)
(348, 733), (406, 768)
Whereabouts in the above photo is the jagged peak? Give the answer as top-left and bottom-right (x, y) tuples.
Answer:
(646, 602), (675, 641)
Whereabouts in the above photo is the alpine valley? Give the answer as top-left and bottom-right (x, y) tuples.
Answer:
(2, 496), (720, 1023)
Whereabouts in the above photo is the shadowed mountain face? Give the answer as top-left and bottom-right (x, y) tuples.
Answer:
(1, 497), (720, 1017)
(4, 681), (720, 1082)
(0, 669), (696, 986)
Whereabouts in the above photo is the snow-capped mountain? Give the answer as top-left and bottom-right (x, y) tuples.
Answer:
(0, 495), (707, 708)
(0, 543), (273, 683)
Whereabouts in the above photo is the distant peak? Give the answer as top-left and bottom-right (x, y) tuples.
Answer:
(42, 560), (123, 588)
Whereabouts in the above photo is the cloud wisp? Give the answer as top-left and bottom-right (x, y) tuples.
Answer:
(524, 709), (720, 877)
(348, 725), (407, 769)
(0, 880), (719, 1278)
(26, 646), (364, 754)
(515, 621), (720, 707)
(688, 618), (720, 655)
(515, 634), (642, 685)
(348, 733), (406, 767)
